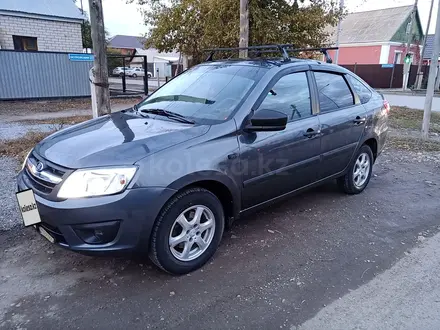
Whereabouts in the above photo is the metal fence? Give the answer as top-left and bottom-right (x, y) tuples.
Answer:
(107, 54), (150, 96)
(0, 50), (93, 100)
(341, 63), (430, 89)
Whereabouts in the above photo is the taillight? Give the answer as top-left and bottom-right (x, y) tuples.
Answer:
(383, 100), (390, 114)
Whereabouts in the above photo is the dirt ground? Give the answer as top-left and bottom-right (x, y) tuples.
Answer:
(1, 148), (439, 329)
(1, 102), (440, 328)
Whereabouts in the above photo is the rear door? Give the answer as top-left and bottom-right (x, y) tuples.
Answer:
(311, 70), (367, 179)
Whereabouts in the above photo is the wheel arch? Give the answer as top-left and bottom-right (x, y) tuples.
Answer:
(166, 171), (241, 224)
(361, 136), (378, 161)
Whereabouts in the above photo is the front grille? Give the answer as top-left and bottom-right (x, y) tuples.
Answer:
(24, 153), (66, 195)
(24, 169), (53, 193)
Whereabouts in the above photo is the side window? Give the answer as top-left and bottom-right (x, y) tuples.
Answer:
(346, 75), (372, 104)
(314, 72), (354, 113)
(257, 72), (311, 122)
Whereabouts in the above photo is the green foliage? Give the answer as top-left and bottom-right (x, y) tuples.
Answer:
(81, 20), (93, 49)
(128, 0), (342, 62)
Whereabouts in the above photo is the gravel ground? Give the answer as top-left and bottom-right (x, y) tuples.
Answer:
(0, 156), (19, 231)
(0, 122), (56, 140)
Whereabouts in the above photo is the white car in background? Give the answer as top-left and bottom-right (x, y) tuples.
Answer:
(112, 67), (130, 76)
(126, 68), (153, 78)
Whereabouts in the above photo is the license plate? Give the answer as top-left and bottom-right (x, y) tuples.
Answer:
(38, 226), (55, 244)
(16, 189), (41, 227)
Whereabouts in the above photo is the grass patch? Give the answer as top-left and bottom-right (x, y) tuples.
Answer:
(390, 106), (440, 133)
(0, 97), (142, 115)
(18, 115), (92, 125)
(0, 131), (54, 162)
(387, 135), (440, 152)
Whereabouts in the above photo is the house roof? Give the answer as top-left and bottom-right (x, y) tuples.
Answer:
(329, 5), (414, 44)
(0, 0), (83, 21)
(108, 35), (147, 49)
(423, 34), (435, 59)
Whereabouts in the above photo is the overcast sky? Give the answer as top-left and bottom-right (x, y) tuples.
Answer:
(77, 0), (438, 37)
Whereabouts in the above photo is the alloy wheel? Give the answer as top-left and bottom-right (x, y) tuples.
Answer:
(168, 205), (216, 262)
(353, 152), (371, 188)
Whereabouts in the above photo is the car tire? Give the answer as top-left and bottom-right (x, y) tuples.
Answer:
(147, 73), (152, 78)
(149, 187), (225, 275)
(338, 144), (374, 195)
(132, 73), (137, 78)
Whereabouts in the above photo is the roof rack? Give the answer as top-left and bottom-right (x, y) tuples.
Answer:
(204, 45), (339, 63)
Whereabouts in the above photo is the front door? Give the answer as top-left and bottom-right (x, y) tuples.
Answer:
(312, 70), (367, 179)
(240, 70), (321, 209)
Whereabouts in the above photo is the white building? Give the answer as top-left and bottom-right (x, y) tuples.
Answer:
(0, 0), (83, 53)
(131, 48), (180, 77)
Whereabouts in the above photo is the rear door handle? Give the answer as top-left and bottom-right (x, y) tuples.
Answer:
(353, 116), (366, 125)
(304, 128), (321, 138)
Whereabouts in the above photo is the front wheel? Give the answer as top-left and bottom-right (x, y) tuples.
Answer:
(132, 73), (137, 78)
(149, 187), (225, 275)
(338, 145), (374, 194)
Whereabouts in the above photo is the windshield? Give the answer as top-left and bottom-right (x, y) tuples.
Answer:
(138, 64), (268, 123)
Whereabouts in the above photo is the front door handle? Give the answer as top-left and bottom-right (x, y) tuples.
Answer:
(353, 116), (366, 125)
(304, 128), (320, 138)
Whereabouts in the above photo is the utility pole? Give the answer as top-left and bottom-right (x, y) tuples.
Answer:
(334, 0), (345, 64)
(89, 0), (110, 117)
(422, 0), (440, 138)
(403, 0), (418, 90)
(415, 0), (434, 89)
(239, 0), (249, 58)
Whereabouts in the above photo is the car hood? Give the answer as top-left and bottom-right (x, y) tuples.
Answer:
(35, 112), (209, 168)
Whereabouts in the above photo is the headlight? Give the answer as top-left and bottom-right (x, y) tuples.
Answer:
(57, 167), (137, 199)
(21, 149), (33, 170)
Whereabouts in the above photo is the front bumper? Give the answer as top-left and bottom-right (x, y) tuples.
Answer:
(17, 170), (176, 254)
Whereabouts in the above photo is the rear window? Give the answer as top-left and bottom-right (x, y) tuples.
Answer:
(346, 75), (372, 104)
(314, 72), (354, 113)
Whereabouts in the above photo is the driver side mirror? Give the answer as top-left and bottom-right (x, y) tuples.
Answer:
(245, 109), (288, 132)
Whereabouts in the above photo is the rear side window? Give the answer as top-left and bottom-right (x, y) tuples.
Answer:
(257, 72), (311, 122)
(346, 75), (372, 104)
(314, 72), (354, 113)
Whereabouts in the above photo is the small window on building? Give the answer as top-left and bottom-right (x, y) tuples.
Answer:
(394, 52), (402, 64)
(13, 36), (38, 51)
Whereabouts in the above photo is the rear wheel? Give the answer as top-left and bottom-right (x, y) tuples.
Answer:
(149, 187), (225, 275)
(338, 145), (373, 194)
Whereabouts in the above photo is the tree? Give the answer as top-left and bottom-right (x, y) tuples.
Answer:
(129, 0), (343, 63)
(82, 19), (93, 49)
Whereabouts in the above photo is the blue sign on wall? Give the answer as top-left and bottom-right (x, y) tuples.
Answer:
(381, 64), (394, 68)
(68, 54), (94, 61)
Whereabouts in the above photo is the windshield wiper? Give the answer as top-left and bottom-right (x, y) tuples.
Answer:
(143, 95), (215, 105)
(140, 108), (195, 124)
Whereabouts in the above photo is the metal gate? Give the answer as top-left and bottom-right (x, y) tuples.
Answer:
(107, 54), (151, 96)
